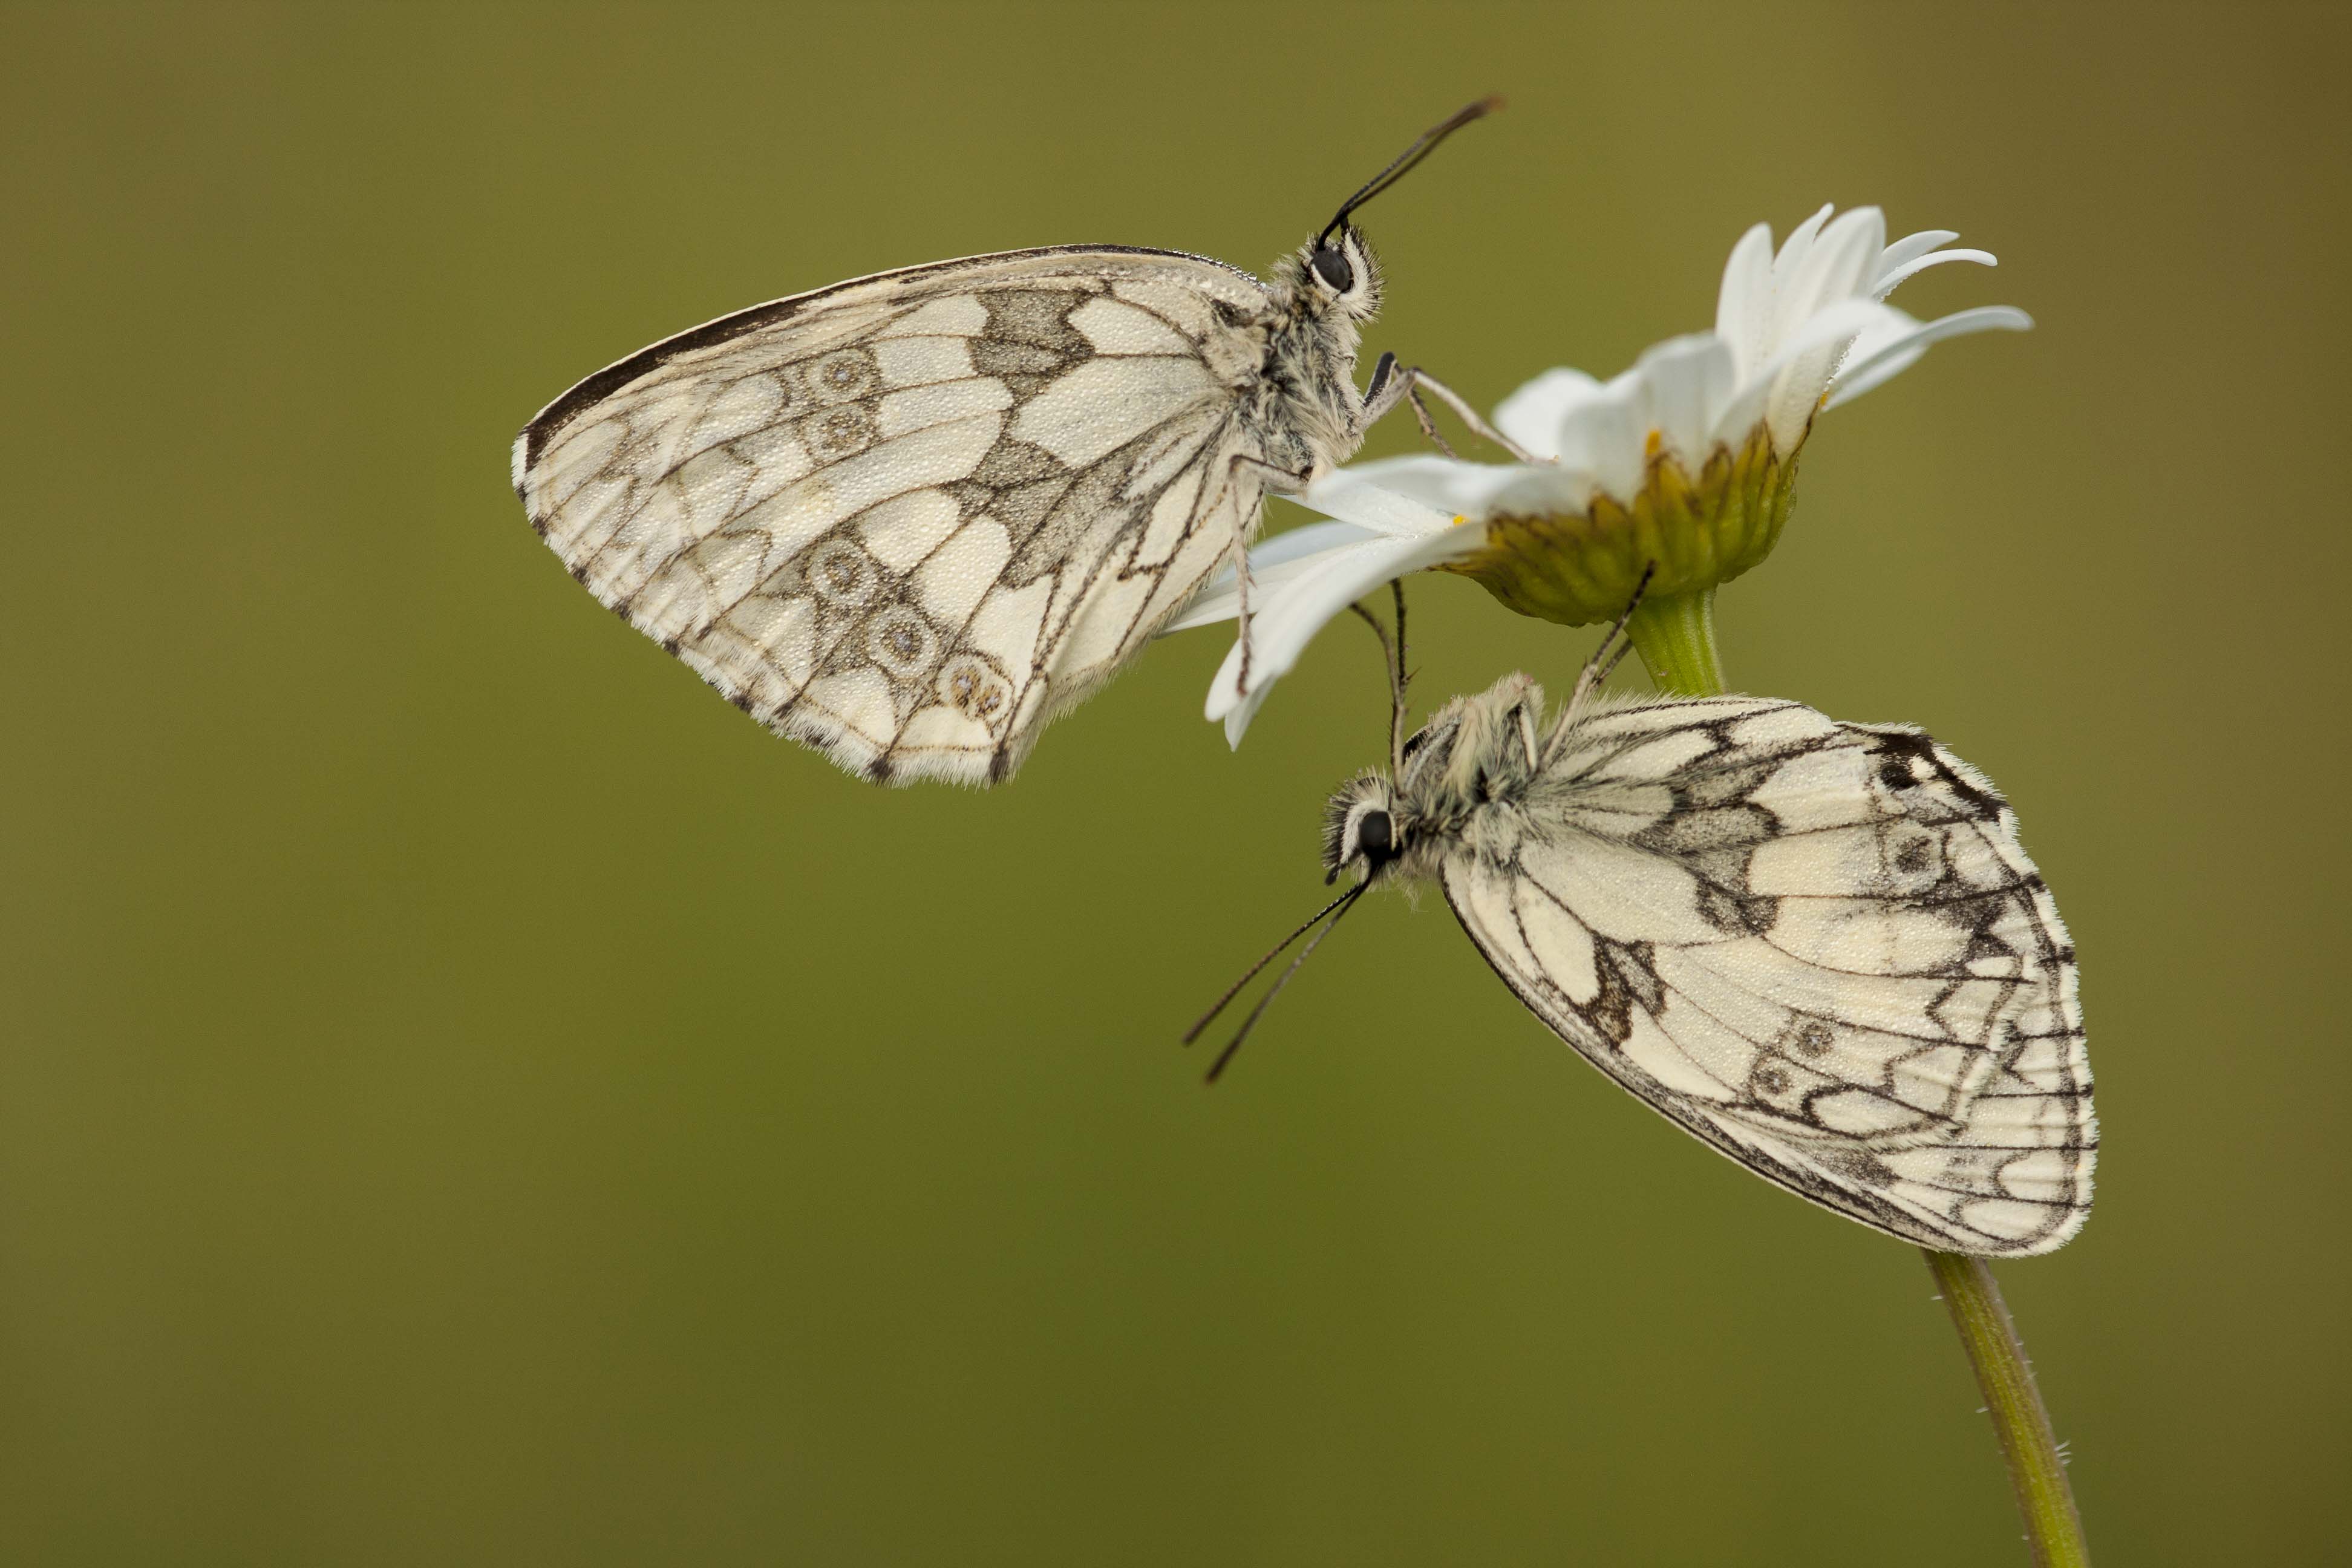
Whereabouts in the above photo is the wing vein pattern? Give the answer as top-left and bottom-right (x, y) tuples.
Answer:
(512, 247), (1278, 785)
(1428, 687), (2094, 1255)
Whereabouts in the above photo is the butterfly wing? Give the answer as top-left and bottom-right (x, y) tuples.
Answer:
(1439, 694), (2094, 1255)
(513, 247), (1276, 785)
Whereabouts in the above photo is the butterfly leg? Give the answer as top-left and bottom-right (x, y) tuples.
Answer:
(1224, 454), (1316, 691)
(1363, 352), (1459, 456)
(1413, 371), (1543, 462)
(1359, 354), (1542, 463)
(1345, 577), (1411, 776)
(1549, 563), (1658, 760)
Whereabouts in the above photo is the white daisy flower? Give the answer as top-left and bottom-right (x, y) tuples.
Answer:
(1177, 204), (2031, 737)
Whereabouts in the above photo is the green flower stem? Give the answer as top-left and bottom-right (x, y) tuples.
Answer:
(1623, 586), (1726, 697)
(1926, 1250), (2091, 1567)
(1628, 601), (2089, 1568)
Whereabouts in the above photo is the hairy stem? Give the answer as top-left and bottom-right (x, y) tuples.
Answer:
(1623, 595), (2089, 1566)
(1925, 1250), (2091, 1567)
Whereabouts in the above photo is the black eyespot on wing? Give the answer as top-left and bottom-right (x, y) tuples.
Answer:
(1310, 246), (1354, 292)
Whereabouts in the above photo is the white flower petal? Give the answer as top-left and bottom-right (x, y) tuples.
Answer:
(1253, 516), (1383, 567)
(1708, 296), (1900, 450)
(1769, 353), (1850, 452)
(1555, 373), (1647, 502)
(1824, 305), (2034, 409)
(1733, 208), (1893, 449)
(1296, 468), (1462, 537)
(1331, 452), (1514, 511)
(1161, 519), (1376, 632)
(1220, 674), (1276, 748)
(1873, 246), (1996, 300)
(1837, 303), (1925, 374)
(1770, 203), (1837, 283)
(1875, 229), (1962, 277)
(1772, 207), (1885, 345)
(1336, 452), (1598, 519)
(1635, 333), (1737, 467)
(1763, 296), (1919, 450)
(1714, 221), (1776, 378)
(1203, 637), (1244, 720)
(1483, 465), (1602, 517)
(1494, 367), (1604, 460)
(1206, 525), (1486, 743)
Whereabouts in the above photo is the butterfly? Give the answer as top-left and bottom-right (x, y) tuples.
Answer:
(1192, 592), (2096, 1256)
(510, 99), (1516, 786)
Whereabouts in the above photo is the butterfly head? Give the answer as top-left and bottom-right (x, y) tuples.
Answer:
(1290, 226), (1382, 320)
(1289, 96), (1500, 326)
(1322, 771), (1412, 886)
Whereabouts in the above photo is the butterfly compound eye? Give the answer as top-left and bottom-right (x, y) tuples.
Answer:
(1309, 245), (1355, 293)
(1355, 808), (1396, 869)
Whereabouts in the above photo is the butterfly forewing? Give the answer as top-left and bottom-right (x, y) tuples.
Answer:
(1420, 685), (2093, 1256)
(514, 247), (1284, 786)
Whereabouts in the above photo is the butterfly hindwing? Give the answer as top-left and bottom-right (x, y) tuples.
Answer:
(1432, 688), (2094, 1255)
(514, 247), (1279, 785)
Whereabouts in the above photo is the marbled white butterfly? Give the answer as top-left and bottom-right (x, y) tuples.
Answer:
(512, 100), (1513, 785)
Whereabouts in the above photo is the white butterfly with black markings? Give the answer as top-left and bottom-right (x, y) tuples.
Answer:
(511, 100), (1518, 786)
(1192, 596), (2095, 1256)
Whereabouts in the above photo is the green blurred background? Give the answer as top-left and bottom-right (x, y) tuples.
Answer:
(5, 4), (2346, 1563)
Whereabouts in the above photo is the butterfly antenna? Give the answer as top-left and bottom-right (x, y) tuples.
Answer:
(1204, 884), (1369, 1084)
(1319, 96), (1504, 246)
(1182, 886), (1364, 1047)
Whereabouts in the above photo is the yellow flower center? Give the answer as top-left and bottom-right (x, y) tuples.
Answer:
(1436, 426), (1805, 627)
